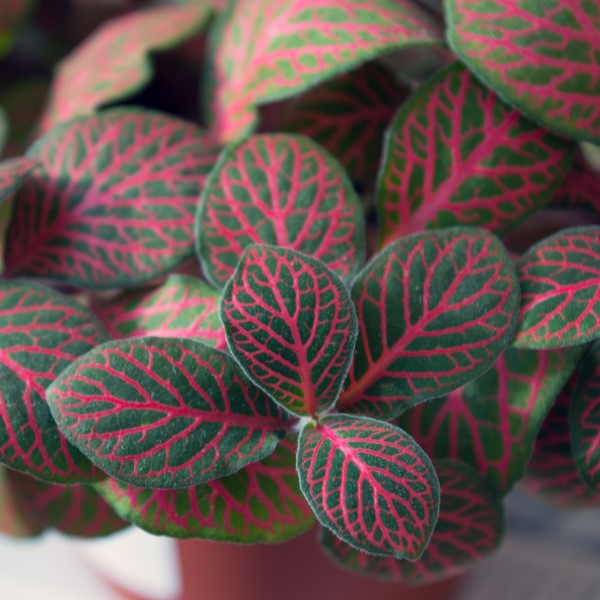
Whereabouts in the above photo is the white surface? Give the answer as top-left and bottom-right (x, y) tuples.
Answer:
(0, 528), (181, 600)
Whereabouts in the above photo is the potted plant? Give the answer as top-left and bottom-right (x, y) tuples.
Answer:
(0, 0), (599, 597)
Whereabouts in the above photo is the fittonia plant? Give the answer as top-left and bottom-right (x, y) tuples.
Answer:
(0, 0), (598, 586)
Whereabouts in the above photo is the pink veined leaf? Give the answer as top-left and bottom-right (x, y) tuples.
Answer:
(95, 437), (315, 543)
(514, 226), (600, 349)
(297, 414), (440, 560)
(46, 338), (291, 489)
(221, 245), (357, 418)
(376, 62), (573, 247)
(320, 459), (504, 585)
(399, 345), (584, 494)
(40, 3), (213, 131)
(0, 156), (39, 203)
(0, 281), (109, 484)
(338, 227), (520, 420)
(551, 151), (600, 214)
(523, 372), (600, 509)
(275, 62), (409, 185)
(4, 108), (220, 289)
(447, 0), (600, 143)
(196, 134), (365, 288)
(206, 0), (443, 142)
(93, 275), (227, 350)
(0, 466), (43, 537)
(571, 341), (600, 491)
(5, 469), (129, 537)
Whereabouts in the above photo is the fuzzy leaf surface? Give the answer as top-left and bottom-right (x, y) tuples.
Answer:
(400, 346), (583, 493)
(94, 275), (226, 350)
(208, 0), (442, 141)
(376, 63), (572, 247)
(571, 341), (600, 490)
(0, 157), (39, 204)
(447, 0), (600, 143)
(0, 281), (108, 483)
(338, 228), (520, 419)
(515, 226), (600, 348)
(222, 245), (357, 417)
(321, 460), (504, 584)
(524, 373), (600, 508)
(5, 108), (220, 288)
(278, 63), (409, 184)
(6, 469), (129, 537)
(41, 3), (213, 130)
(96, 438), (314, 542)
(47, 338), (289, 488)
(197, 134), (364, 288)
(298, 414), (439, 560)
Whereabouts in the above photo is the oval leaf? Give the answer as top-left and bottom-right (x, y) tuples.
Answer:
(196, 134), (365, 288)
(515, 226), (600, 349)
(321, 459), (504, 584)
(0, 281), (108, 483)
(399, 345), (583, 493)
(376, 63), (572, 247)
(297, 414), (439, 560)
(222, 245), (357, 417)
(94, 275), (226, 350)
(0, 157), (39, 204)
(571, 341), (600, 490)
(95, 438), (314, 543)
(207, 0), (442, 141)
(47, 338), (290, 489)
(524, 373), (600, 508)
(447, 0), (600, 143)
(338, 227), (520, 419)
(5, 108), (220, 288)
(277, 63), (409, 185)
(41, 3), (213, 131)
(6, 469), (129, 537)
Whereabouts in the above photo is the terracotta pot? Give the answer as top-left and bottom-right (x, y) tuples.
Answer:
(177, 530), (463, 600)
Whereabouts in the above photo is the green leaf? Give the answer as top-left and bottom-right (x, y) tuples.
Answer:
(376, 62), (572, 247)
(515, 226), (600, 348)
(47, 338), (290, 489)
(206, 0), (442, 141)
(95, 438), (314, 542)
(297, 414), (439, 560)
(338, 227), (520, 419)
(196, 134), (365, 288)
(447, 0), (600, 143)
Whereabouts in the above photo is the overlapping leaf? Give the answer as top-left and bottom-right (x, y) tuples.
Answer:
(6, 469), (129, 537)
(0, 157), (39, 204)
(222, 245), (357, 417)
(47, 338), (290, 489)
(196, 134), (365, 287)
(277, 63), (409, 184)
(94, 275), (226, 350)
(400, 346), (583, 493)
(4, 108), (220, 288)
(376, 63), (572, 247)
(207, 0), (442, 141)
(40, 3), (213, 131)
(96, 438), (314, 542)
(321, 460), (504, 584)
(447, 0), (600, 143)
(551, 152), (600, 214)
(0, 281), (108, 483)
(297, 414), (439, 560)
(524, 374), (600, 508)
(0, 466), (42, 537)
(515, 226), (600, 348)
(571, 341), (600, 490)
(338, 228), (520, 419)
